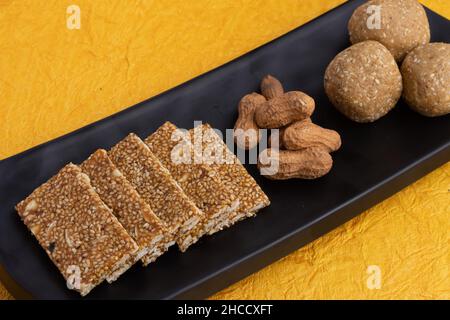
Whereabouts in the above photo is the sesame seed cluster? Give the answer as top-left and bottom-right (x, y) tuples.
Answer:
(80, 149), (169, 276)
(348, 0), (430, 62)
(324, 40), (403, 122)
(108, 133), (204, 254)
(195, 124), (270, 229)
(145, 122), (241, 236)
(401, 43), (450, 117)
(16, 122), (270, 296)
(333, 0), (449, 121)
(16, 164), (139, 296)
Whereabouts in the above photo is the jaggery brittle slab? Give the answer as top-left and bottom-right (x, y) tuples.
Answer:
(81, 149), (170, 277)
(15, 164), (138, 296)
(198, 124), (270, 228)
(108, 133), (204, 253)
(145, 122), (240, 236)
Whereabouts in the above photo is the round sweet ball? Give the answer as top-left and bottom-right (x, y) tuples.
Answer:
(401, 43), (450, 117)
(324, 40), (402, 123)
(348, 0), (430, 62)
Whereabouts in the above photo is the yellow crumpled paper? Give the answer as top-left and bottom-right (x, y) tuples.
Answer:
(0, 0), (448, 300)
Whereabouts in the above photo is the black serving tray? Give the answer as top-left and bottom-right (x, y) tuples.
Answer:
(0, 0), (449, 299)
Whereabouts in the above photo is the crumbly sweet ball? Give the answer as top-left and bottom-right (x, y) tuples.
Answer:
(145, 122), (239, 236)
(15, 164), (138, 296)
(324, 40), (402, 123)
(108, 133), (204, 253)
(401, 43), (450, 117)
(81, 149), (170, 274)
(348, 0), (430, 62)
(192, 124), (270, 228)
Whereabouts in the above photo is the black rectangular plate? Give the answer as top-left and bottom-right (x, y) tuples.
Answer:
(1, 0), (449, 299)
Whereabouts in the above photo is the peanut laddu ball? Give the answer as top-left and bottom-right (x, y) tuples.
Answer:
(401, 43), (450, 117)
(348, 0), (430, 62)
(324, 41), (402, 123)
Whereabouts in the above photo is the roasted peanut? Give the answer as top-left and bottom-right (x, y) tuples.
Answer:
(258, 147), (332, 180)
(261, 75), (284, 100)
(233, 93), (266, 149)
(282, 119), (341, 152)
(255, 91), (315, 129)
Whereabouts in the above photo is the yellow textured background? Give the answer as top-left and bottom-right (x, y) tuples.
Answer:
(0, 0), (449, 300)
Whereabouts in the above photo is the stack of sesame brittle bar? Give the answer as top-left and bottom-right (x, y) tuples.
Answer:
(108, 133), (205, 254)
(145, 122), (240, 235)
(15, 121), (270, 297)
(15, 164), (138, 296)
(81, 149), (170, 280)
(195, 124), (270, 228)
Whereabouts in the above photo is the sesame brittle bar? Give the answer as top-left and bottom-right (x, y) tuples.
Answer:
(145, 122), (240, 236)
(15, 164), (138, 296)
(108, 133), (204, 253)
(81, 149), (170, 277)
(196, 124), (270, 228)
